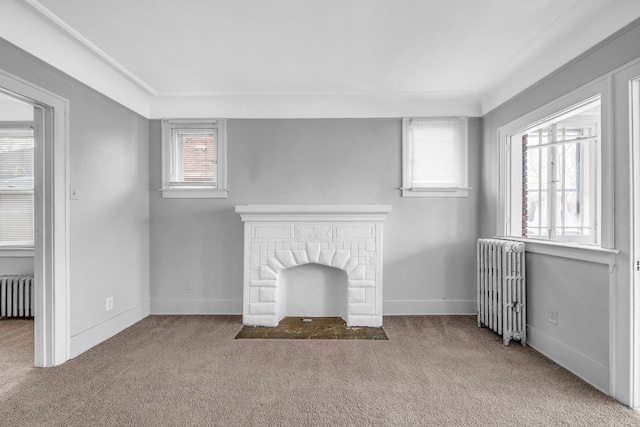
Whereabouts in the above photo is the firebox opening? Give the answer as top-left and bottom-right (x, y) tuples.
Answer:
(279, 263), (348, 323)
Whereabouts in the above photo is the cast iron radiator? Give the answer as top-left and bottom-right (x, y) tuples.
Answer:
(0, 275), (34, 318)
(477, 239), (526, 345)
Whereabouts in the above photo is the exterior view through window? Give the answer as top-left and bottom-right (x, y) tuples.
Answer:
(170, 122), (218, 186)
(521, 98), (600, 242)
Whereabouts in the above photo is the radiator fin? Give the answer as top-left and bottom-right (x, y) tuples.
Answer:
(0, 275), (35, 318)
(477, 239), (526, 346)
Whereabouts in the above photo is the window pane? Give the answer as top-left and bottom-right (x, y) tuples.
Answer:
(170, 124), (218, 186)
(0, 126), (34, 245)
(524, 144), (549, 237)
(521, 99), (599, 242)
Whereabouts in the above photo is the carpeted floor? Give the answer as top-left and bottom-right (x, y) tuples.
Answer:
(1, 315), (639, 426)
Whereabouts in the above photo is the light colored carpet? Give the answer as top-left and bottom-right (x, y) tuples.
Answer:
(1, 315), (639, 426)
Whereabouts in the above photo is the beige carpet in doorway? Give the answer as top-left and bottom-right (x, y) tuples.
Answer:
(1, 315), (639, 426)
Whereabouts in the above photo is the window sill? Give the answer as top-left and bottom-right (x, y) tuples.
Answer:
(495, 236), (618, 267)
(160, 188), (228, 199)
(402, 188), (469, 198)
(0, 248), (34, 257)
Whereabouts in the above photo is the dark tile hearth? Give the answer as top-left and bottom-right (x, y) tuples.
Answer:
(235, 316), (388, 340)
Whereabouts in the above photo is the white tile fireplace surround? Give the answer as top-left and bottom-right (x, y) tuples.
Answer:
(236, 205), (391, 327)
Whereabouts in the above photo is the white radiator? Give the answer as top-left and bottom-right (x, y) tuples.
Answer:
(477, 239), (526, 346)
(0, 275), (34, 318)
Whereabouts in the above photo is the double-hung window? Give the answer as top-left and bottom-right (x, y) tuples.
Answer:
(0, 125), (34, 247)
(502, 95), (601, 244)
(402, 117), (469, 197)
(161, 119), (227, 199)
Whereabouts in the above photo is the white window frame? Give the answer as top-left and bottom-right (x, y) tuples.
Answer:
(160, 118), (228, 199)
(497, 77), (614, 252)
(401, 117), (469, 198)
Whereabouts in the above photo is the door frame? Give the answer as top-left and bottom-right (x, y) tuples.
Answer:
(632, 75), (640, 410)
(0, 68), (69, 367)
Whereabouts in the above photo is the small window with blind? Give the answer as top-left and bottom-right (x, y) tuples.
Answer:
(160, 119), (227, 199)
(0, 125), (34, 247)
(401, 117), (469, 197)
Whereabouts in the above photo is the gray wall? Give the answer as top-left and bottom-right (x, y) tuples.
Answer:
(481, 21), (640, 401)
(0, 39), (150, 355)
(150, 118), (482, 315)
(0, 258), (33, 275)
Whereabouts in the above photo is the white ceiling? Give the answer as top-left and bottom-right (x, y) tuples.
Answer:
(2, 0), (640, 118)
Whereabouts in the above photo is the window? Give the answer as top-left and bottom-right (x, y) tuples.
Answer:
(503, 96), (601, 244)
(161, 119), (227, 198)
(0, 125), (34, 247)
(402, 117), (468, 197)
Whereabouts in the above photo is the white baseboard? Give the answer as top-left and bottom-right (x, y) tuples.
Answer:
(528, 325), (609, 394)
(383, 299), (476, 315)
(70, 300), (150, 359)
(151, 298), (242, 314)
(150, 298), (475, 316)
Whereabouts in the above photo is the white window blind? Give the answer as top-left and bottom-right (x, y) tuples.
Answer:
(402, 117), (468, 197)
(0, 126), (34, 246)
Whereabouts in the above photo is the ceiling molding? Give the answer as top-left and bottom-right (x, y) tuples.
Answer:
(0, 0), (152, 117)
(478, 1), (640, 114)
(24, 0), (157, 96)
(149, 93), (483, 119)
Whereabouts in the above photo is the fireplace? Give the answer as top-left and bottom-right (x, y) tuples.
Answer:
(235, 205), (391, 327)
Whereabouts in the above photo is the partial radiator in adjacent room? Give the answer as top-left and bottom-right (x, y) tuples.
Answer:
(0, 275), (34, 318)
(477, 239), (526, 346)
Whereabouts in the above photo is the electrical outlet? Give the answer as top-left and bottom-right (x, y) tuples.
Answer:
(106, 297), (114, 311)
(186, 281), (193, 290)
(548, 308), (558, 325)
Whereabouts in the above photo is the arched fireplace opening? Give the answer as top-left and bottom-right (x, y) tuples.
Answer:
(280, 263), (348, 321)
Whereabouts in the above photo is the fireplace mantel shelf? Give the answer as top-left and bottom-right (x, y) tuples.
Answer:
(235, 204), (392, 222)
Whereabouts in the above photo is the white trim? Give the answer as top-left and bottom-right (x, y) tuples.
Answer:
(0, 248), (34, 257)
(383, 299), (476, 315)
(160, 188), (228, 199)
(150, 298), (242, 314)
(401, 188), (469, 198)
(528, 325), (610, 394)
(70, 300), (150, 358)
(630, 73), (640, 410)
(0, 68), (70, 367)
(496, 236), (619, 267)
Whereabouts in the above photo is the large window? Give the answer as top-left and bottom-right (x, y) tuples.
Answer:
(503, 96), (601, 244)
(401, 117), (468, 197)
(0, 125), (34, 247)
(161, 119), (227, 199)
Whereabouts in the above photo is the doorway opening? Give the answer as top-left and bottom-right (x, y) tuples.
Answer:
(0, 92), (35, 371)
(0, 68), (69, 367)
